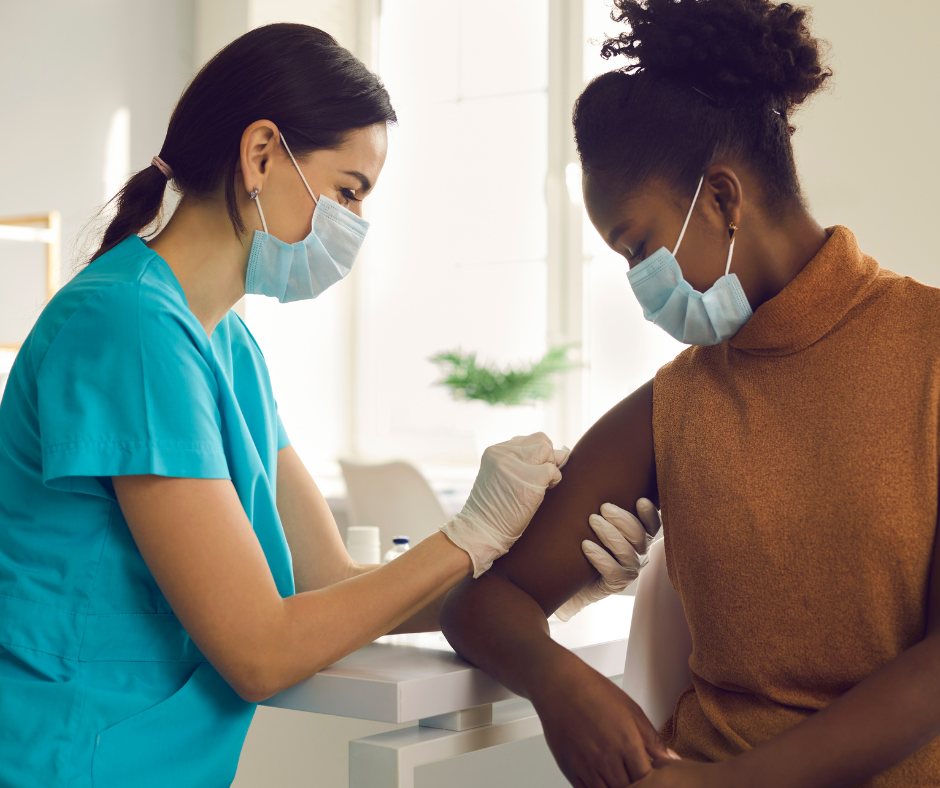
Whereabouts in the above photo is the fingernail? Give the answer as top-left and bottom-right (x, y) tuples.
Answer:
(667, 748), (681, 760)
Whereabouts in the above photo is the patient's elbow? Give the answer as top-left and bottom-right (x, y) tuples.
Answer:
(440, 577), (478, 650)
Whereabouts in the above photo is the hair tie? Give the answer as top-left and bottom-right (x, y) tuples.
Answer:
(151, 156), (173, 180)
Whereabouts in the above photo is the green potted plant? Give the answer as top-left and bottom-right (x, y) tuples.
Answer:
(430, 345), (576, 455)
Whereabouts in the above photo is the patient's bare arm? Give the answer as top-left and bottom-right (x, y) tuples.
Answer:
(440, 380), (670, 784)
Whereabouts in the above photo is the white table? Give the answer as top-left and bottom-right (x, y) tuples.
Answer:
(262, 595), (633, 788)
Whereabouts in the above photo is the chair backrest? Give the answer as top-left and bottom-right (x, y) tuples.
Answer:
(338, 460), (449, 555)
(622, 538), (694, 730)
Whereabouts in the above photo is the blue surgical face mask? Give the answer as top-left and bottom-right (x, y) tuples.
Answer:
(626, 175), (752, 346)
(245, 134), (369, 303)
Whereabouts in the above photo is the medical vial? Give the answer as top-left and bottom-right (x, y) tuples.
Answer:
(382, 536), (411, 563)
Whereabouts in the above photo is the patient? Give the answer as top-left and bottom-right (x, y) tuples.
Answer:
(440, 1), (940, 786)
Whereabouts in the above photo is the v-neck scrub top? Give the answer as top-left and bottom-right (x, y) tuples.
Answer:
(0, 235), (295, 788)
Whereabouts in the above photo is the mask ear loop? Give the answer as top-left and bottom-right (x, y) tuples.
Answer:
(725, 222), (738, 276)
(279, 133), (318, 206)
(249, 188), (268, 233)
(673, 174), (705, 256)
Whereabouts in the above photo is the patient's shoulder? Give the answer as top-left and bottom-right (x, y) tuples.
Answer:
(651, 346), (705, 403)
(564, 377), (658, 503)
(582, 378), (655, 447)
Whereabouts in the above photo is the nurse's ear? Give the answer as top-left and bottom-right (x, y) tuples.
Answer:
(238, 120), (281, 195)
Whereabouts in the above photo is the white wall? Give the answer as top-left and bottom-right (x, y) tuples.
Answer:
(794, 0), (940, 285)
(0, 0), (194, 336)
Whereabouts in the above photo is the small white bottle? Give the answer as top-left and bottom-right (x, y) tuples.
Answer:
(346, 526), (381, 565)
(382, 536), (411, 564)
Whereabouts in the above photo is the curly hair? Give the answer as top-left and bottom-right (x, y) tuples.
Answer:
(574, 0), (832, 206)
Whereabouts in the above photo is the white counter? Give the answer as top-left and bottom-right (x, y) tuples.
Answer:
(263, 594), (633, 724)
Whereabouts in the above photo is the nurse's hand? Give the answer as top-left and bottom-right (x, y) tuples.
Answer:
(554, 499), (660, 622)
(441, 433), (570, 578)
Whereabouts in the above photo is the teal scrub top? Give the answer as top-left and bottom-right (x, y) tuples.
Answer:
(0, 235), (295, 788)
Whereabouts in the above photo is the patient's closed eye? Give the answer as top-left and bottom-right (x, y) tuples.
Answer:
(627, 242), (647, 263)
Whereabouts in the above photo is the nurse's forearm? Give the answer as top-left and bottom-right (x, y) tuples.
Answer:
(276, 446), (358, 593)
(344, 561), (448, 633)
(721, 632), (940, 788)
(387, 594), (447, 634)
(252, 532), (471, 700)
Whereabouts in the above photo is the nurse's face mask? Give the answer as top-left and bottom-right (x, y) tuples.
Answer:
(245, 134), (369, 303)
(626, 175), (753, 346)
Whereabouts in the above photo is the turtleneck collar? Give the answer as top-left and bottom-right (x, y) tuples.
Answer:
(728, 226), (880, 356)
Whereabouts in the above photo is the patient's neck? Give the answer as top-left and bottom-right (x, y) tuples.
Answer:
(735, 204), (830, 313)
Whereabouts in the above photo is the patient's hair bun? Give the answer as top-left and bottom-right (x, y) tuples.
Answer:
(602, 0), (832, 113)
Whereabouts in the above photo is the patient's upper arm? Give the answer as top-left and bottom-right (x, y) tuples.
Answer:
(489, 379), (658, 616)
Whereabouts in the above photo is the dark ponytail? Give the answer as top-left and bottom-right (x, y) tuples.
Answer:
(94, 165), (170, 261)
(89, 23), (397, 263)
(573, 0), (831, 207)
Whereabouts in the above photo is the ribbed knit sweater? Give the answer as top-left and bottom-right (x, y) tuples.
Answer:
(654, 226), (940, 785)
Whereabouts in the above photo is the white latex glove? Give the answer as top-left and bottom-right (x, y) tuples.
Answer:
(555, 498), (661, 622)
(441, 433), (570, 578)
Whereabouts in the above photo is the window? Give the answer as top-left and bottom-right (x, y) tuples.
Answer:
(244, 1), (684, 487)
(357, 0), (551, 464)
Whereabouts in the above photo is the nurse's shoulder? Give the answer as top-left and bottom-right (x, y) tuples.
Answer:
(27, 235), (208, 374)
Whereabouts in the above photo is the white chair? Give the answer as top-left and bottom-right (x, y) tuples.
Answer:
(339, 459), (449, 555)
(622, 538), (694, 730)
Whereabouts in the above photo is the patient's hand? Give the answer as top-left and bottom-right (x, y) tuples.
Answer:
(531, 648), (678, 785)
(632, 758), (728, 787)
(555, 499), (660, 621)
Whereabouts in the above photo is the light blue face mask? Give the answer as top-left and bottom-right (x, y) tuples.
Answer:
(626, 175), (753, 346)
(245, 134), (369, 303)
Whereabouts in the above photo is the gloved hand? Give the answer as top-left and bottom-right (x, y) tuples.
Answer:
(441, 433), (570, 578)
(555, 498), (661, 622)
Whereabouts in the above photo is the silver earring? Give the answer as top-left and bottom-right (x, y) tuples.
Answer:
(249, 188), (260, 201)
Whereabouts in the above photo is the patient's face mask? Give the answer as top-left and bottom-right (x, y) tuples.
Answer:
(245, 134), (369, 303)
(626, 175), (752, 346)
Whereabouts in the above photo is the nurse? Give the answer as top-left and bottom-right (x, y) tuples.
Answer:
(0, 22), (651, 788)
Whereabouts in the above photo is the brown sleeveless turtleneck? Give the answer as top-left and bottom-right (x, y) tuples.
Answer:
(654, 227), (940, 785)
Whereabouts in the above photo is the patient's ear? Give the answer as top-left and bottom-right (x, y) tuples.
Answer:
(702, 166), (743, 235)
